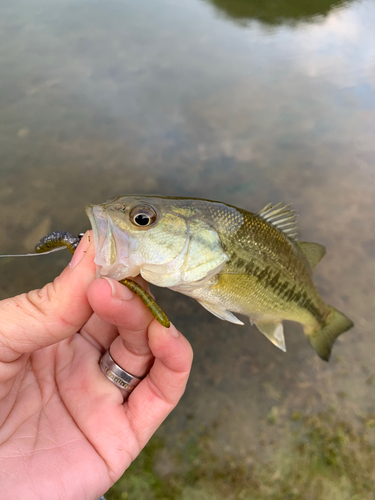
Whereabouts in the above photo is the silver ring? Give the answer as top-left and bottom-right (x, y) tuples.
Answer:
(100, 350), (143, 401)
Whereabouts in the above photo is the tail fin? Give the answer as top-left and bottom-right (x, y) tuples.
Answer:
(305, 306), (354, 361)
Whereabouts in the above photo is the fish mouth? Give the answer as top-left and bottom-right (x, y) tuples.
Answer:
(85, 205), (135, 280)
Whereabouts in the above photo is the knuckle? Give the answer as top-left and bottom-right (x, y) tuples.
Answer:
(27, 278), (61, 316)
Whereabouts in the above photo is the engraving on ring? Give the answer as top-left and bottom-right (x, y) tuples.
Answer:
(99, 350), (144, 402)
(102, 365), (134, 392)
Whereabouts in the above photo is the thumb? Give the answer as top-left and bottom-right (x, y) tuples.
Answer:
(0, 231), (96, 362)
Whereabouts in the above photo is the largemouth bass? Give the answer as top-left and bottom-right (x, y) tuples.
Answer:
(84, 195), (353, 361)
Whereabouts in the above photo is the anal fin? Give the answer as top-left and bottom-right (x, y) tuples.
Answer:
(254, 320), (286, 352)
(198, 301), (244, 325)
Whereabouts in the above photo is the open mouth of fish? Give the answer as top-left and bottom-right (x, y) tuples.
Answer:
(85, 205), (137, 280)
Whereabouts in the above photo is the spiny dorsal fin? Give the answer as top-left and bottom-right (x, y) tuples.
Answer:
(258, 202), (298, 240)
(296, 241), (326, 270)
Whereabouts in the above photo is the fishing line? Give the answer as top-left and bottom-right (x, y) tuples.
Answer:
(0, 247), (67, 258)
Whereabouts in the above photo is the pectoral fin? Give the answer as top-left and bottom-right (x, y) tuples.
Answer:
(254, 320), (286, 352)
(198, 301), (244, 325)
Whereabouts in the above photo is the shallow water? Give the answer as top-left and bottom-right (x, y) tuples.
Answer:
(1, 0), (375, 497)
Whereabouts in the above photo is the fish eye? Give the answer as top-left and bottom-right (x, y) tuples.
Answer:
(129, 205), (157, 228)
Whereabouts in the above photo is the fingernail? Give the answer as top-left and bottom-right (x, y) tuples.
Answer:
(168, 323), (180, 338)
(102, 277), (134, 300)
(69, 232), (91, 269)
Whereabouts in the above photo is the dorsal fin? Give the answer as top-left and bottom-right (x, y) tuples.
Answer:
(296, 241), (326, 270)
(258, 202), (298, 240)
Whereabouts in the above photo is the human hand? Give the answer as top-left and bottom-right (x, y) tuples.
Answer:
(0, 232), (193, 500)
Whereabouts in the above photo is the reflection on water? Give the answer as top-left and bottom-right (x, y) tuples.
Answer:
(0, 0), (375, 497)
(206, 0), (351, 25)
